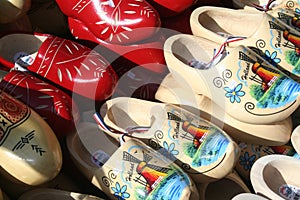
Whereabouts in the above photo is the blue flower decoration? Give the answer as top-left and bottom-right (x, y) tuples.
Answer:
(239, 152), (256, 171)
(265, 50), (281, 64)
(295, 8), (300, 14)
(163, 141), (179, 156)
(224, 83), (245, 103)
(111, 182), (130, 200)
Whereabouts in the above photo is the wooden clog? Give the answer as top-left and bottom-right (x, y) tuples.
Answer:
(67, 122), (199, 200)
(250, 154), (300, 199)
(0, 0), (31, 24)
(191, 6), (300, 81)
(0, 91), (62, 185)
(97, 97), (239, 183)
(18, 188), (104, 200)
(164, 34), (300, 124)
(155, 73), (293, 146)
(232, 193), (268, 200)
(0, 70), (80, 138)
(0, 33), (118, 101)
(291, 125), (300, 154)
(232, 0), (300, 11)
(235, 142), (275, 182)
(196, 170), (250, 200)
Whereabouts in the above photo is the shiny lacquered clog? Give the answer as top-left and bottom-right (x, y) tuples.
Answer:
(0, 70), (80, 137)
(0, 33), (118, 101)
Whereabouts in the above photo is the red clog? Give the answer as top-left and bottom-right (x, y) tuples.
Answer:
(0, 33), (118, 101)
(0, 70), (80, 137)
(55, 0), (161, 45)
(68, 17), (166, 73)
(147, 0), (197, 17)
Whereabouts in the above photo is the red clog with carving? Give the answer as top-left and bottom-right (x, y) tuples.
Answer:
(68, 17), (166, 73)
(55, 0), (161, 45)
(0, 33), (118, 101)
(0, 70), (80, 137)
(147, 0), (197, 17)
(55, 0), (166, 73)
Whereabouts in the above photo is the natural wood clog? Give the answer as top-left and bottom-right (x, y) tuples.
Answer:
(250, 154), (300, 199)
(155, 73), (293, 146)
(67, 122), (199, 200)
(0, 91), (62, 185)
(98, 97), (239, 183)
(18, 188), (104, 200)
(0, 33), (118, 101)
(196, 170), (250, 200)
(164, 34), (300, 124)
(291, 125), (300, 154)
(190, 6), (300, 81)
(0, 0), (31, 24)
(232, 193), (268, 200)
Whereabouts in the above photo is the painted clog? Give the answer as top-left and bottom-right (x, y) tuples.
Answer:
(67, 122), (199, 200)
(0, 91), (62, 185)
(235, 142), (275, 182)
(291, 125), (300, 154)
(96, 97), (239, 183)
(18, 188), (105, 200)
(0, 70), (80, 137)
(0, 33), (118, 101)
(0, 0), (31, 24)
(191, 6), (300, 81)
(196, 170), (250, 200)
(250, 154), (300, 200)
(155, 73), (293, 146)
(164, 34), (300, 124)
(232, 0), (300, 11)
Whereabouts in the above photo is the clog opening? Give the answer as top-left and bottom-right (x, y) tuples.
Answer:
(105, 99), (158, 133)
(171, 37), (211, 67)
(0, 34), (44, 63)
(263, 159), (300, 197)
(198, 10), (264, 38)
(205, 179), (246, 199)
(69, 123), (119, 173)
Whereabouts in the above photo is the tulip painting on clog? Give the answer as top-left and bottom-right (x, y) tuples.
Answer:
(0, 91), (62, 185)
(0, 33), (118, 101)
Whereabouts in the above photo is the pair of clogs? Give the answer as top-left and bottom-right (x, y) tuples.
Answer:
(156, 5), (300, 146)
(66, 96), (244, 199)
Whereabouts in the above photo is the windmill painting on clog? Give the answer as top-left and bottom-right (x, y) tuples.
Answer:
(67, 122), (199, 200)
(190, 6), (300, 81)
(164, 34), (300, 124)
(0, 33), (118, 101)
(97, 97), (239, 183)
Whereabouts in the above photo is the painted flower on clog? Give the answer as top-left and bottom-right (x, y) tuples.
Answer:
(295, 8), (300, 14)
(163, 141), (179, 156)
(111, 182), (130, 200)
(224, 83), (245, 103)
(239, 152), (256, 171)
(265, 50), (281, 64)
